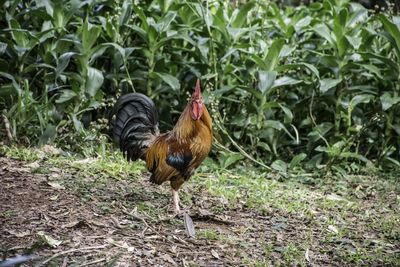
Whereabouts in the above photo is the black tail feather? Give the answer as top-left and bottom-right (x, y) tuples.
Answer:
(111, 93), (159, 161)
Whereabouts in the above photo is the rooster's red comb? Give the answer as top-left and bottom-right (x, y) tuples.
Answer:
(195, 79), (201, 96)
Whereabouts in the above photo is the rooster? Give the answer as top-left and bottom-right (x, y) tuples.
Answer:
(112, 79), (212, 213)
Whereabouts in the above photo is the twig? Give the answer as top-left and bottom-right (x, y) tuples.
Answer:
(80, 258), (107, 266)
(309, 91), (329, 147)
(1, 114), (13, 143)
(121, 207), (159, 239)
(40, 245), (107, 265)
(121, 207), (150, 229)
(61, 257), (68, 267)
(190, 214), (236, 225)
(121, 206), (180, 245)
(215, 120), (271, 170)
(110, 215), (127, 229)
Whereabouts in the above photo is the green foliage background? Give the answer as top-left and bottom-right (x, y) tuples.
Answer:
(0, 0), (399, 171)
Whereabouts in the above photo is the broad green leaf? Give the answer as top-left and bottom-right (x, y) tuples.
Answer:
(346, 35), (361, 49)
(154, 72), (180, 91)
(250, 54), (267, 69)
(82, 19), (101, 53)
(0, 72), (21, 94)
(127, 25), (148, 43)
(359, 52), (399, 73)
(52, 2), (66, 29)
(333, 9), (348, 57)
(38, 124), (57, 146)
(320, 78), (342, 93)
(223, 153), (244, 168)
(272, 76), (301, 88)
(313, 24), (334, 44)
(212, 7), (229, 41)
(302, 63), (320, 79)
(86, 67), (104, 97)
(380, 92), (400, 111)
(56, 52), (77, 77)
(289, 153), (307, 169)
(277, 63), (320, 79)
(147, 23), (158, 46)
(295, 16), (312, 32)
(378, 14), (400, 59)
(227, 27), (254, 42)
(258, 71), (276, 94)
(71, 114), (83, 132)
(0, 42), (7, 54)
(384, 156), (400, 167)
(119, 0), (132, 25)
(340, 152), (370, 163)
(35, 0), (54, 16)
(358, 64), (383, 79)
(158, 11), (177, 33)
(231, 2), (255, 28)
(132, 5), (149, 30)
(9, 19), (28, 47)
(279, 45), (296, 57)
(154, 34), (196, 51)
(264, 120), (296, 141)
(308, 123), (334, 143)
(157, 0), (174, 13)
(392, 124), (400, 135)
(279, 104), (294, 124)
(348, 3), (368, 27)
(349, 94), (373, 108)
(394, 16), (400, 27)
(56, 90), (77, 103)
(271, 160), (288, 173)
(90, 43), (127, 64)
(265, 39), (285, 71)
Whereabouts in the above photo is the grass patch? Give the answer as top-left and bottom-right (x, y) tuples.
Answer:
(2, 145), (399, 266)
(1, 146), (41, 162)
(194, 165), (400, 266)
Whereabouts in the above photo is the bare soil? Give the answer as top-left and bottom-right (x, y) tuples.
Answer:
(0, 156), (398, 266)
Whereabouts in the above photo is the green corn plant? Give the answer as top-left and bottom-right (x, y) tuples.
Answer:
(0, 0), (399, 171)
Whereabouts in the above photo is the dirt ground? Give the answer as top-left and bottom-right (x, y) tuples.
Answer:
(0, 156), (277, 266)
(0, 155), (399, 266)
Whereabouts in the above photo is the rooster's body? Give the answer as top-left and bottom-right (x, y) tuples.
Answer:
(112, 80), (212, 213)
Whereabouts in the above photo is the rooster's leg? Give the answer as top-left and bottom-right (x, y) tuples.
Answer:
(172, 189), (180, 214)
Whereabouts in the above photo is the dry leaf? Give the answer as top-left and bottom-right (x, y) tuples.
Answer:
(211, 249), (220, 259)
(160, 254), (177, 266)
(326, 194), (345, 201)
(143, 249), (153, 258)
(107, 238), (135, 252)
(305, 248), (311, 262)
(199, 208), (213, 216)
(61, 220), (86, 228)
(47, 181), (65, 190)
(7, 229), (30, 237)
(37, 231), (62, 247)
(327, 225), (339, 234)
(25, 162), (40, 169)
(40, 145), (61, 156)
(276, 233), (284, 242)
(73, 158), (97, 164)
(169, 245), (177, 254)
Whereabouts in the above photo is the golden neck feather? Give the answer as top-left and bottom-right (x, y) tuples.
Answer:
(172, 104), (212, 140)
